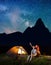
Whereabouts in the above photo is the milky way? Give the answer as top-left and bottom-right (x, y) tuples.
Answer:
(0, 0), (51, 34)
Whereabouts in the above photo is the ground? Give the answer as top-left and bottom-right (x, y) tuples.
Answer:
(0, 54), (51, 65)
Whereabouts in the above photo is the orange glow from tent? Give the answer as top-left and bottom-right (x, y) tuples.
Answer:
(7, 46), (27, 55)
(18, 48), (22, 54)
(18, 47), (26, 54)
(9, 46), (18, 53)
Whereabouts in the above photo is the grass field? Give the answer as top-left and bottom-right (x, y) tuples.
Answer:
(0, 54), (51, 65)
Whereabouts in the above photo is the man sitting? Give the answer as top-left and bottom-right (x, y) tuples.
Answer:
(27, 43), (37, 62)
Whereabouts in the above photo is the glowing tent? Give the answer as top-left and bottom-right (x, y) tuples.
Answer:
(7, 46), (27, 55)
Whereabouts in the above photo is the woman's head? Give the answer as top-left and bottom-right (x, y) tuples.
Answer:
(35, 45), (39, 47)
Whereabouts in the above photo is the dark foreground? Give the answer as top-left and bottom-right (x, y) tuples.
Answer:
(0, 54), (51, 65)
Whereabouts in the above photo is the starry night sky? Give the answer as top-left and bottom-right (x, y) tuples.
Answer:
(0, 0), (51, 34)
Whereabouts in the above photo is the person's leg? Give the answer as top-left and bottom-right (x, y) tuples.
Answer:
(29, 53), (33, 61)
(37, 51), (41, 56)
(34, 53), (37, 56)
(27, 55), (30, 62)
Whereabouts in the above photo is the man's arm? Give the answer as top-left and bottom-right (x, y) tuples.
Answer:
(29, 42), (33, 48)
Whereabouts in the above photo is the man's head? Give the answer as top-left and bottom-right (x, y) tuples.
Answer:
(32, 46), (35, 49)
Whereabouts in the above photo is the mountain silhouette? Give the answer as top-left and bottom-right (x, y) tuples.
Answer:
(23, 18), (51, 54)
(0, 18), (51, 55)
(0, 32), (23, 53)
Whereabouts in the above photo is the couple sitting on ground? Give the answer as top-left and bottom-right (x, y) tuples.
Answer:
(27, 42), (41, 62)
